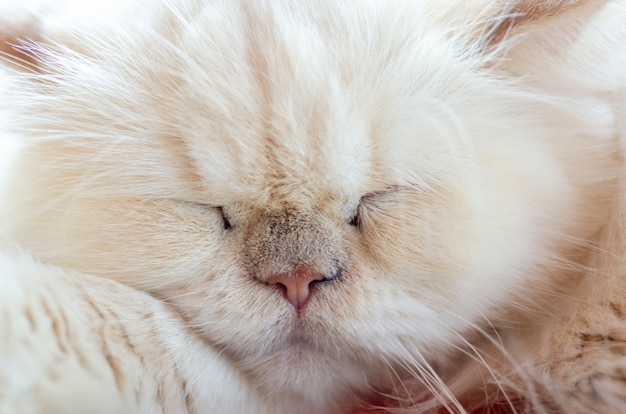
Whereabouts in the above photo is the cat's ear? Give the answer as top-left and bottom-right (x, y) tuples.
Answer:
(0, 9), (45, 72)
(0, 1), (105, 74)
(491, 0), (610, 46)
(490, 0), (626, 90)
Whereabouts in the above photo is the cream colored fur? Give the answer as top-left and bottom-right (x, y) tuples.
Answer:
(1, 1), (626, 413)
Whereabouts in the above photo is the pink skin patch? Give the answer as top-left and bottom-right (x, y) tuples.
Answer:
(266, 271), (326, 311)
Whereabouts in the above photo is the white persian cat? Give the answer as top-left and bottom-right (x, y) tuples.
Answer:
(1, 0), (626, 413)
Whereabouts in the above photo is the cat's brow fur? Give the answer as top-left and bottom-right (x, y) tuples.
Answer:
(1, 0), (626, 413)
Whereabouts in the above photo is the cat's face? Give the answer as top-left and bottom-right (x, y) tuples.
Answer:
(1, 0), (618, 408)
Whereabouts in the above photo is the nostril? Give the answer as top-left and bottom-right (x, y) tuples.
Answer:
(266, 271), (327, 311)
(307, 278), (324, 288)
(272, 281), (288, 294)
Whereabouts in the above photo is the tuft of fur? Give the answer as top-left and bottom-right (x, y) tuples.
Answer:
(1, 1), (626, 413)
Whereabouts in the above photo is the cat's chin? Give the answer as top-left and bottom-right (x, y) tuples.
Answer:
(242, 330), (345, 371)
(218, 317), (371, 408)
(240, 342), (369, 412)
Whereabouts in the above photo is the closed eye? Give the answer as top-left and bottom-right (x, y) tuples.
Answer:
(182, 200), (232, 231)
(218, 206), (231, 230)
(348, 206), (360, 227)
(349, 185), (417, 227)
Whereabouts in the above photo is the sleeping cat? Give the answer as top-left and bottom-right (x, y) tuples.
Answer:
(1, 0), (626, 412)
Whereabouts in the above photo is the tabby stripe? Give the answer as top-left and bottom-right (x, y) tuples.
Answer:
(182, 379), (195, 414)
(24, 307), (36, 331)
(83, 292), (125, 391)
(155, 382), (166, 414)
(39, 297), (68, 354)
(109, 304), (149, 401)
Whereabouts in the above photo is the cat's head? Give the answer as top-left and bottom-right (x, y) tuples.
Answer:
(1, 0), (621, 409)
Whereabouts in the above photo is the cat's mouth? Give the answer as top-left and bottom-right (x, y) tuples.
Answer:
(272, 327), (329, 356)
(269, 335), (334, 366)
(286, 333), (316, 348)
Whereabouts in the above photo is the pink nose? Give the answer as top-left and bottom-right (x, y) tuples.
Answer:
(266, 271), (326, 311)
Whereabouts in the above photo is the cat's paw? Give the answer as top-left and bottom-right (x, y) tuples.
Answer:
(550, 329), (626, 414)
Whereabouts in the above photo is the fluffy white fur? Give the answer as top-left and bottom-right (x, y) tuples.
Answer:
(1, 1), (626, 413)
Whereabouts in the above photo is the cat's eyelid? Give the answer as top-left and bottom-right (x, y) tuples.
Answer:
(171, 198), (220, 209)
(348, 208), (360, 227)
(350, 184), (419, 226)
(359, 184), (416, 203)
(219, 207), (232, 231)
(179, 200), (231, 230)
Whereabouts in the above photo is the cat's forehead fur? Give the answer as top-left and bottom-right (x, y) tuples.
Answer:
(36, 0), (487, 208)
(161, 1), (465, 206)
